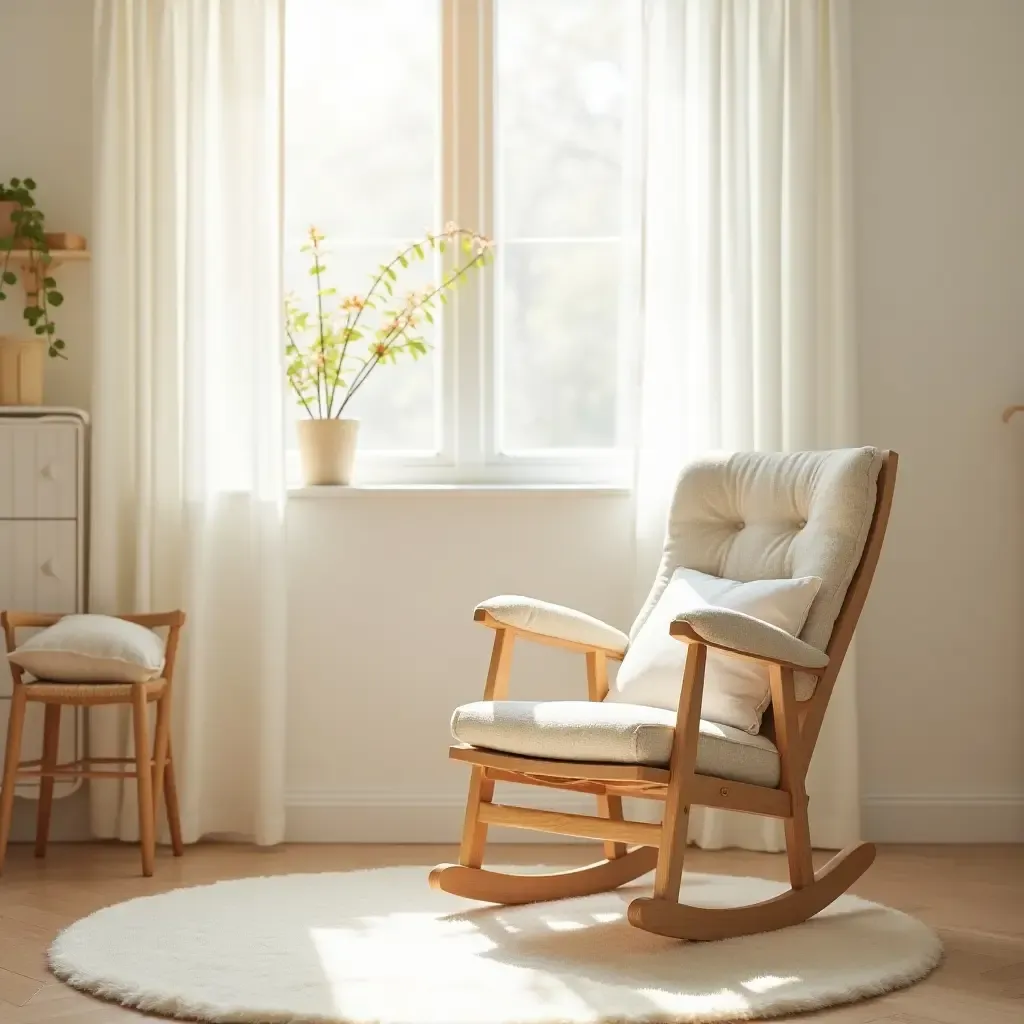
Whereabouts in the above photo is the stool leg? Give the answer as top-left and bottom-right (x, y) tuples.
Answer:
(34, 704), (62, 858)
(151, 694), (171, 843)
(131, 687), (156, 877)
(164, 737), (184, 856)
(0, 686), (28, 874)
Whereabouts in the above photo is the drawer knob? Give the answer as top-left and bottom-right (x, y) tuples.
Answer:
(40, 463), (57, 481)
(40, 559), (59, 579)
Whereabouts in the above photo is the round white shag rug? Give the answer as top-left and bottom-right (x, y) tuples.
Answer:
(49, 867), (941, 1024)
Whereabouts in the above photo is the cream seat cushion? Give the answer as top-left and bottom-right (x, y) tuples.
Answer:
(451, 700), (781, 787)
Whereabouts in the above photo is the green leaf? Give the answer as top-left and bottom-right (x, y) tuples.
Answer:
(35, 326), (44, 335)
(45, 322), (56, 334)
(54, 339), (65, 350)
(48, 346), (57, 357)
(413, 243), (425, 259)
(43, 276), (56, 287)
(23, 177), (35, 189)
(47, 291), (63, 306)
(423, 310), (434, 324)
(0, 238), (12, 251)
(10, 178), (19, 187)
(386, 267), (397, 280)
(1, 271), (15, 285)
(439, 240), (446, 253)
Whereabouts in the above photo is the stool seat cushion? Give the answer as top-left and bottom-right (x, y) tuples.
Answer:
(7, 614), (166, 683)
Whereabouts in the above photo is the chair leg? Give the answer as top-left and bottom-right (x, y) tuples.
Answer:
(652, 644), (706, 901)
(131, 686), (156, 877)
(458, 766), (494, 868)
(785, 796), (815, 889)
(0, 686), (28, 875)
(597, 794), (628, 859)
(151, 694), (171, 844)
(34, 704), (62, 858)
(163, 737), (184, 856)
(769, 664), (815, 889)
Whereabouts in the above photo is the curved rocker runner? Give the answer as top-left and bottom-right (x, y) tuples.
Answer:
(430, 449), (898, 941)
(430, 847), (659, 905)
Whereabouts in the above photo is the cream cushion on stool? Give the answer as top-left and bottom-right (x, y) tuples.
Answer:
(8, 614), (166, 683)
(451, 700), (781, 787)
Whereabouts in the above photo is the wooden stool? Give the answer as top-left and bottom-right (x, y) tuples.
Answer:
(0, 611), (186, 877)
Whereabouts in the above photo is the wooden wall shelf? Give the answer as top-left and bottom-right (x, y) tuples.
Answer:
(4, 250), (90, 265)
(1, 250), (90, 305)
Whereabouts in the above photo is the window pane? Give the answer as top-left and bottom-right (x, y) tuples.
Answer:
(499, 242), (619, 451)
(285, 1), (440, 451)
(496, 0), (628, 239)
(495, 0), (631, 452)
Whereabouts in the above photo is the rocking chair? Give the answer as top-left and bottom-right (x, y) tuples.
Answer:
(430, 448), (897, 940)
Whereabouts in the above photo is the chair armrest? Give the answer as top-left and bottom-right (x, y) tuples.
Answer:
(669, 606), (828, 672)
(474, 596), (629, 657)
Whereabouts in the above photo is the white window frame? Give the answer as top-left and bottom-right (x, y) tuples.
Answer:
(286, 0), (637, 489)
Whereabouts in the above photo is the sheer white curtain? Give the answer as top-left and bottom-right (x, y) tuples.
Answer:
(90, 0), (288, 845)
(634, 0), (860, 850)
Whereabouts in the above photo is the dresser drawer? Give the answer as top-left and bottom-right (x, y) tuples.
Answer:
(0, 423), (79, 519)
(0, 520), (79, 696)
(0, 519), (78, 613)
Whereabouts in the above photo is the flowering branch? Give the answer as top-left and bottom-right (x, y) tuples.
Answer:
(285, 224), (493, 420)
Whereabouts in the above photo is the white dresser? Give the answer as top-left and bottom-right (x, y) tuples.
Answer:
(0, 407), (88, 798)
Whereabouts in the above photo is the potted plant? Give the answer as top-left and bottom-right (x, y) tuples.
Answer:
(0, 177), (67, 405)
(285, 223), (493, 485)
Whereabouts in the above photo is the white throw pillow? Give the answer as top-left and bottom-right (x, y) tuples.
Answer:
(607, 568), (821, 734)
(8, 614), (166, 683)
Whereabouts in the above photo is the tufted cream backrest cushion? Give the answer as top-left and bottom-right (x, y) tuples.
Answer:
(630, 448), (883, 700)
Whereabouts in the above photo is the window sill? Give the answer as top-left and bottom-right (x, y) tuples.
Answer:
(287, 482), (632, 499)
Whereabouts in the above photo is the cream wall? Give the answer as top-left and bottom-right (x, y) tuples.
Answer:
(0, 0), (93, 842)
(850, 0), (1024, 840)
(0, 0), (1021, 844)
(0, 0), (93, 413)
(285, 491), (636, 841)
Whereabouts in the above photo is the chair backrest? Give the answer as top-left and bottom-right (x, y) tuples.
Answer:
(631, 448), (897, 711)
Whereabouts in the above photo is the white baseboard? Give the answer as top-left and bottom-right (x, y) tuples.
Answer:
(287, 789), (1024, 844)
(861, 794), (1024, 843)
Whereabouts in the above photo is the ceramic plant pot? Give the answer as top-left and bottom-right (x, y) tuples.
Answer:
(296, 418), (360, 486)
(0, 337), (46, 405)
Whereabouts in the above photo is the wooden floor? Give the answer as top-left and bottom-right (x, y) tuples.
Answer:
(0, 842), (1020, 1023)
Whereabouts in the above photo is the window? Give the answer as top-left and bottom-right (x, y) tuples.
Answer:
(285, 0), (639, 484)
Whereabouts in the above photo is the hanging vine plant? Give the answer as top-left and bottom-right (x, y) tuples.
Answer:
(0, 177), (67, 358)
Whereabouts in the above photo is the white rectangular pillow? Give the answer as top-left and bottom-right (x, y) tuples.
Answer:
(606, 568), (821, 733)
(8, 614), (166, 683)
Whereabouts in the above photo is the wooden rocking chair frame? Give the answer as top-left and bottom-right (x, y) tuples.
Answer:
(431, 452), (898, 940)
